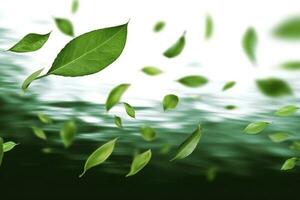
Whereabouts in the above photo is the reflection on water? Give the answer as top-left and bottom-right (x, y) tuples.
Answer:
(1, 25), (300, 198)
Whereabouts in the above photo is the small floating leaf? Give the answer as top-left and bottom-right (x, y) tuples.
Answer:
(38, 113), (52, 124)
(222, 81), (236, 91)
(60, 120), (76, 148)
(273, 17), (300, 40)
(242, 27), (257, 64)
(281, 157), (298, 171)
(163, 94), (179, 111)
(126, 149), (152, 177)
(0, 138), (3, 167)
(123, 102), (135, 118)
(256, 78), (292, 97)
(206, 167), (218, 182)
(8, 32), (51, 53)
(114, 115), (122, 128)
(268, 132), (290, 143)
(177, 75), (208, 88)
(79, 138), (117, 177)
(140, 126), (156, 141)
(225, 105), (236, 110)
(141, 67), (162, 76)
(105, 84), (130, 112)
(281, 61), (300, 70)
(244, 121), (270, 134)
(153, 21), (165, 32)
(54, 18), (74, 36)
(205, 15), (213, 40)
(72, 0), (79, 14)
(274, 105), (298, 116)
(171, 124), (202, 161)
(163, 32), (185, 58)
(21, 68), (44, 91)
(159, 144), (171, 155)
(290, 141), (300, 151)
(3, 141), (18, 152)
(32, 126), (47, 140)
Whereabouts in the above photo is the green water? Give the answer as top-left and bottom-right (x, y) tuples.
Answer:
(1, 27), (300, 199)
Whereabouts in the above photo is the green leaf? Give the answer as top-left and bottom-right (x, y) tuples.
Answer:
(206, 167), (218, 182)
(177, 75), (208, 88)
(243, 121), (270, 135)
(205, 15), (213, 40)
(281, 157), (298, 171)
(242, 27), (257, 64)
(38, 113), (52, 124)
(163, 32), (185, 58)
(0, 137), (3, 167)
(123, 102), (135, 118)
(79, 138), (117, 177)
(72, 0), (79, 14)
(140, 126), (156, 141)
(224, 105), (236, 110)
(281, 61), (300, 70)
(54, 18), (74, 36)
(273, 16), (300, 40)
(114, 115), (122, 128)
(274, 105), (298, 116)
(105, 84), (130, 112)
(126, 149), (152, 177)
(21, 68), (44, 91)
(171, 124), (202, 161)
(8, 32), (51, 53)
(3, 141), (18, 152)
(222, 81), (236, 91)
(153, 21), (165, 32)
(32, 126), (47, 140)
(141, 66), (163, 76)
(256, 78), (292, 97)
(268, 132), (290, 143)
(290, 141), (300, 151)
(60, 120), (76, 148)
(163, 94), (179, 111)
(159, 144), (171, 155)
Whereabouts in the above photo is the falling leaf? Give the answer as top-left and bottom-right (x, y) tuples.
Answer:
(159, 144), (171, 155)
(163, 32), (185, 58)
(3, 141), (18, 152)
(268, 132), (290, 143)
(244, 121), (270, 135)
(281, 157), (298, 171)
(171, 124), (202, 161)
(256, 78), (292, 97)
(242, 27), (257, 64)
(141, 67), (163, 76)
(273, 16), (300, 40)
(222, 81), (236, 91)
(114, 115), (122, 128)
(290, 141), (300, 151)
(153, 21), (165, 32)
(38, 113), (52, 124)
(140, 126), (156, 141)
(281, 61), (300, 70)
(21, 68), (44, 92)
(206, 167), (218, 182)
(162, 94), (179, 111)
(72, 0), (79, 14)
(123, 102), (135, 118)
(32, 126), (47, 140)
(79, 138), (117, 177)
(274, 105), (298, 116)
(0, 137), (3, 167)
(126, 149), (152, 177)
(205, 15), (213, 40)
(8, 32), (51, 53)
(105, 84), (130, 112)
(224, 105), (236, 110)
(54, 18), (74, 36)
(60, 120), (76, 148)
(177, 75), (208, 88)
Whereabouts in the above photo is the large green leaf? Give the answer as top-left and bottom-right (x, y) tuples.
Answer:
(242, 27), (257, 64)
(54, 18), (74, 36)
(162, 94), (179, 111)
(79, 138), (117, 177)
(205, 15), (213, 40)
(163, 32), (185, 58)
(177, 75), (208, 88)
(8, 32), (50, 53)
(273, 16), (300, 40)
(256, 78), (292, 97)
(105, 84), (130, 111)
(171, 124), (202, 161)
(60, 120), (76, 148)
(126, 149), (152, 177)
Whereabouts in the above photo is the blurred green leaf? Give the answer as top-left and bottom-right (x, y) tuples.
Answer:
(206, 167), (218, 182)
(153, 21), (165, 32)
(290, 141), (300, 151)
(3, 141), (18, 152)
(244, 121), (270, 134)
(274, 105), (298, 116)
(72, 0), (79, 14)
(60, 120), (76, 148)
(177, 75), (208, 88)
(256, 78), (292, 97)
(0, 138), (3, 167)
(281, 61), (300, 70)
(54, 18), (74, 36)
(163, 32), (185, 58)
(268, 132), (290, 143)
(140, 126), (156, 141)
(21, 68), (44, 92)
(106, 84), (130, 111)
(126, 149), (152, 177)
(242, 27), (257, 64)
(273, 16), (300, 40)
(163, 94), (179, 111)
(38, 113), (52, 124)
(281, 157), (298, 171)
(224, 105), (236, 110)
(114, 115), (122, 128)
(141, 67), (162, 76)
(32, 126), (47, 140)
(205, 15), (213, 40)
(222, 81), (236, 91)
